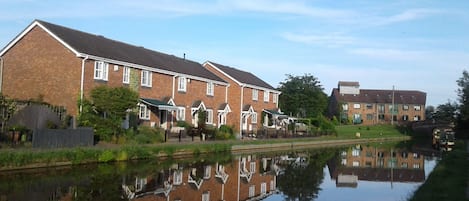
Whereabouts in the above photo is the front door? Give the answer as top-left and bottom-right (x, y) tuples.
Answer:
(160, 110), (167, 129)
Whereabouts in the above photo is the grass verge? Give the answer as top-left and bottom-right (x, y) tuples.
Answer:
(408, 140), (469, 201)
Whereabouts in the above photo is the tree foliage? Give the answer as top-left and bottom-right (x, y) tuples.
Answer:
(456, 70), (469, 128)
(433, 101), (458, 123)
(78, 86), (139, 142)
(278, 74), (328, 118)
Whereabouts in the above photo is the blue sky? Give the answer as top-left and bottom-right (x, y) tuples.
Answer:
(1, 0), (468, 106)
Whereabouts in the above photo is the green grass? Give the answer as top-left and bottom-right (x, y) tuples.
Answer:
(409, 140), (469, 201)
(333, 124), (408, 139)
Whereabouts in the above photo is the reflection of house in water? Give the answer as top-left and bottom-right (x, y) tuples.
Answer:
(328, 145), (425, 188)
(122, 156), (278, 201)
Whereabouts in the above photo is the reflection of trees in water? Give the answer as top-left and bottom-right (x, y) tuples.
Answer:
(277, 149), (336, 201)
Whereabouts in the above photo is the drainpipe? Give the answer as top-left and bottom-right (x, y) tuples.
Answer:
(79, 55), (89, 113)
(172, 75), (177, 99)
(225, 84), (230, 103)
(0, 56), (3, 92)
(239, 85), (245, 139)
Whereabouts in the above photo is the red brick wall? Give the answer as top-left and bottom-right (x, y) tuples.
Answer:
(2, 26), (82, 116)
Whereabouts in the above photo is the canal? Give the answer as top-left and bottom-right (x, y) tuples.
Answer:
(0, 141), (440, 201)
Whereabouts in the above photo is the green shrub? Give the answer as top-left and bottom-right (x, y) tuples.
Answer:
(98, 150), (115, 162)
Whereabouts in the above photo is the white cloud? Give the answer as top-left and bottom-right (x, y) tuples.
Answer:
(372, 8), (442, 26)
(348, 48), (427, 61)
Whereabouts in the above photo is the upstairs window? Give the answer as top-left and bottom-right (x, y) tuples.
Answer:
(353, 103), (361, 109)
(252, 89), (258, 101)
(403, 105), (409, 110)
(342, 103), (348, 111)
(206, 82), (214, 96)
(123, 66), (130, 84)
(414, 105), (421, 111)
(141, 70), (152, 87)
(273, 93), (278, 103)
(94, 61), (108, 81)
(178, 77), (187, 92)
(264, 90), (270, 102)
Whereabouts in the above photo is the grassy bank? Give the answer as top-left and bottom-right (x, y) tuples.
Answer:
(409, 140), (469, 201)
(0, 124), (408, 171)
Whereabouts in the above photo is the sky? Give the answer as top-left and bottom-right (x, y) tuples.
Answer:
(1, 0), (468, 107)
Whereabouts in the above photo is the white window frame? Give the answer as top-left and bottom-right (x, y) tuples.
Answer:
(261, 182), (267, 195)
(202, 191), (210, 201)
(139, 104), (150, 120)
(206, 82), (214, 96)
(353, 103), (361, 109)
(352, 161), (360, 167)
(414, 105), (421, 111)
(123, 66), (130, 84)
(252, 89), (258, 101)
(178, 77), (187, 92)
(173, 170), (183, 185)
(251, 112), (257, 124)
(273, 93), (278, 103)
(206, 109), (213, 124)
(413, 163), (420, 169)
(270, 180), (275, 191)
(249, 185), (255, 198)
(204, 166), (211, 179)
(342, 104), (349, 111)
(177, 107), (186, 121)
(141, 70), (152, 87)
(250, 162), (256, 173)
(94, 61), (108, 81)
(264, 90), (270, 102)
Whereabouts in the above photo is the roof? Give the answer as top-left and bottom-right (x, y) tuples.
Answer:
(338, 81), (360, 87)
(5, 20), (226, 84)
(332, 88), (426, 105)
(140, 98), (178, 111)
(206, 61), (277, 91)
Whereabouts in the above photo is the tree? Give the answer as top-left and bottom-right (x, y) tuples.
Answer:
(456, 70), (469, 129)
(434, 101), (458, 123)
(278, 74), (328, 118)
(78, 86), (139, 142)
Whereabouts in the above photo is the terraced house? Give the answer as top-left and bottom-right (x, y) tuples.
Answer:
(328, 81), (426, 125)
(204, 61), (282, 135)
(0, 20), (238, 131)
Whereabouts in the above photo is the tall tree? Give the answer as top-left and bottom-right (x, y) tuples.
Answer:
(278, 74), (328, 118)
(456, 70), (469, 128)
(434, 101), (458, 123)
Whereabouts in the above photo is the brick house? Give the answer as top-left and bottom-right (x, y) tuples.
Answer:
(328, 81), (426, 125)
(0, 20), (231, 130)
(203, 61), (282, 136)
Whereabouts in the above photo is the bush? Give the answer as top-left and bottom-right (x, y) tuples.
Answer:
(98, 150), (115, 162)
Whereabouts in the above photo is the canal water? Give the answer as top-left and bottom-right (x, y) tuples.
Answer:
(0, 142), (440, 201)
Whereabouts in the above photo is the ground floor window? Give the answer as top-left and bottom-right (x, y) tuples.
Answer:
(139, 105), (150, 120)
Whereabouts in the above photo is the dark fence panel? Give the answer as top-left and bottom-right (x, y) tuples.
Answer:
(33, 127), (94, 148)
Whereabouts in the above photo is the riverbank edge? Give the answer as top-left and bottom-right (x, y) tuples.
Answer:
(0, 136), (411, 172)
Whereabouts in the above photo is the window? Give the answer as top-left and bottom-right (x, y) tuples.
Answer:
(270, 180), (275, 191)
(413, 153), (419, 159)
(403, 105), (409, 110)
(206, 109), (213, 124)
(264, 90), (270, 102)
(378, 104), (385, 113)
(178, 77), (187, 92)
(273, 93), (278, 103)
(177, 107), (185, 121)
(250, 162), (256, 173)
(352, 148), (360, 157)
(352, 161), (360, 167)
(378, 114), (385, 120)
(401, 162), (408, 168)
(135, 177), (147, 191)
(204, 166), (211, 179)
(366, 104), (373, 109)
(414, 105), (421, 111)
(94, 61), (108, 81)
(414, 115), (421, 121)
(342, 103), (349, 111)
(202, 191), (210, 201)
(252, 89), (258, 101)
(366, 114), (373, 120)
(413, 163), (420, 169)
(173, 170), (183, 185)
(353, 103), (361, 109)
(251, 112), (257, 124)
(365, 161), (372, 167)
(261, 182), (267, 195)
(249, 185), (255, 198)
(139, 105), (150, 120)
(141, 70), (152, 87)
(206, 82), (214, 96)
(341, 159), (347, 165)
(402, 115), (409, 121)
(123, 66), (130, 84)
(389, 105), (398, 114)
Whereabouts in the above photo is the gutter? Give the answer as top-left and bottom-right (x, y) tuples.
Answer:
(79, 55), (89, 113)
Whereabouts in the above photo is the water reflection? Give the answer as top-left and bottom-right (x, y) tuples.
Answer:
(0, 143), (440, 201)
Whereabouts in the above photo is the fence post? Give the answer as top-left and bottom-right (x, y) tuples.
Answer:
(179, 130), (182, 142)
(165, 130), (168, 142)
